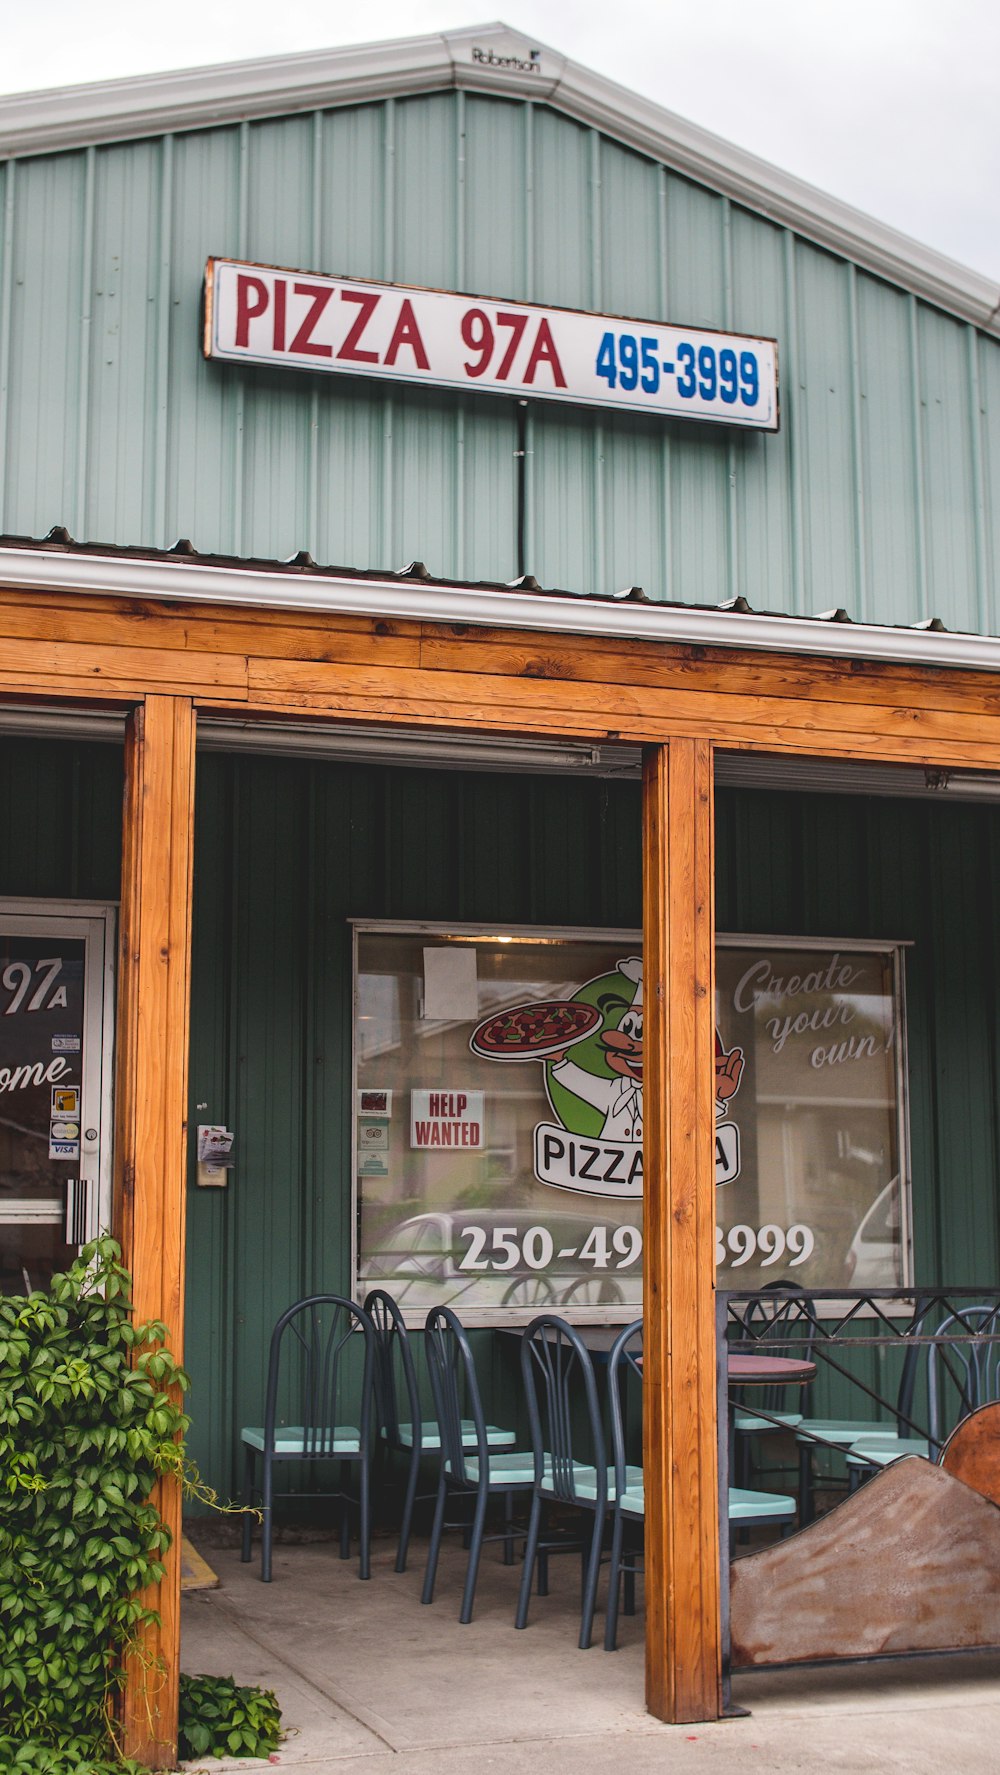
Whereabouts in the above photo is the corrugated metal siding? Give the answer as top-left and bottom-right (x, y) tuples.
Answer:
(184, 753), (643, 1499)
(0, 735), (122, 898)
(181, 757), (1000, 1499)
(2, 732), (999, 1491)
(716, 786), (1000, 1425)
(1, 91), (997, 624)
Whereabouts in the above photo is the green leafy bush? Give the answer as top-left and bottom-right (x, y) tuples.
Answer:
(178, 1673), (281, 1760)
(0, 1239), (282, 1770)
(0, 1238), (188, 1770)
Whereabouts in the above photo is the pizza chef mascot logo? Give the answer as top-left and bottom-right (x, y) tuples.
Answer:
(471, 956), (744, 1200)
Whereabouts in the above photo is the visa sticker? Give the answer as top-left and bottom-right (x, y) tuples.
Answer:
(49, 1137), (80, 1159)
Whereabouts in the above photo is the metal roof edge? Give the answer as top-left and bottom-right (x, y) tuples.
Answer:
(3, 540), (1000, 677)
(0, 22), (997, 339)
(550, 61), (1000, 336)
(0, 31), (460, 153)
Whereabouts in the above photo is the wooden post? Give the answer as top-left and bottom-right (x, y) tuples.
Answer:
(642, 738), (721, 1723)
(115, 695), (197, 1769)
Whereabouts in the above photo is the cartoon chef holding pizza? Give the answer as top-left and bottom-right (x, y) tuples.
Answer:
(543, 957), (745, 1140)
(471, 954), (744, 1147)
(547, 956), (646, 1140)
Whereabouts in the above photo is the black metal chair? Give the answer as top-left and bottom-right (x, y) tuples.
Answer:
(605, 1319), (646, 1652)
(240, 1293), (376, 1582)
(730, 1284), (817, 1487)
(845, 1300), (1000, 1489)
(794, 1292), (937, 1521)
(364, 1286), (515, 1572)
(604, 1319), (796, 1652)
(515, 1315), (611, 1649)
(421, 1305), (535, 1623)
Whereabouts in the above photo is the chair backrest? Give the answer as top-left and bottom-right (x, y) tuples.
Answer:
(364, 1287), (422, 1449)
(737, 1284), (818, 1413)
(608, 1318), (643, 1501)
(263, 1294), (375, 1458)
(423, 1305), (485, 1484)
(519, 1316), (606, 1503)
(925, 1301), (1000, 1454)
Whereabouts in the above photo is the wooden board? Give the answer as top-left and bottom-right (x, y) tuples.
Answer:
(941, 1402), (1000, 1507)
(115, 696), (197, 1770)
(7, 584), (1000, 773)
(180, 1536), (219, 1592)
(731, 1457), (1000, 1666)
(642, 740), (721, 1723)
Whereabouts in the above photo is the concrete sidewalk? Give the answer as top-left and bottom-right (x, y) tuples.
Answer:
(181, 1533), (1000, 1774)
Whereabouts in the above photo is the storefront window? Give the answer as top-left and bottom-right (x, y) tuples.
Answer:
(715, 938), (910, 1292)
(353, 923), (910, 1320)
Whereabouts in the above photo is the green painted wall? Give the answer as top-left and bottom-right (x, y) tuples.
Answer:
(183, 752), (643, 1501)
(2, 91), (998, 625)
(2, 734), (998, 1495)
(183, 758), (1000, 1499)
(0, 736), (122, 900)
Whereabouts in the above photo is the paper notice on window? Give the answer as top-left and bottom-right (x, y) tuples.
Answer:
(422, 946), (479, 1020)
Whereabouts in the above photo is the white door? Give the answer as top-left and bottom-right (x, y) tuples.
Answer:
(0, 900), (115, 1293)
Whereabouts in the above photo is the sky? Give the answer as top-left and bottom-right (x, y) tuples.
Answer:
(1, 1), (998, 284)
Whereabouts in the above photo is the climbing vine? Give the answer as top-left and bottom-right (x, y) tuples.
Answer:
(1, 1238), (184, 1770)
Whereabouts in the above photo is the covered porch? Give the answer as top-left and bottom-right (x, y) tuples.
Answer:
(5, 544), (1000, 1762)
(179, 1529), (1000, 1774)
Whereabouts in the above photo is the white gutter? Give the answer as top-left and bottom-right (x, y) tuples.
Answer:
(0, 23), (997, 340)
(3, 543), (1000, 676)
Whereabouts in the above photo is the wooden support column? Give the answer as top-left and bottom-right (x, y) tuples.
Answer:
(642, 737), (721, 1723)
(115, 695), (197, 1770)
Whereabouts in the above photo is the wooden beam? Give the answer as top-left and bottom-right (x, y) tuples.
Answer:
(8, 583), (1000, 774)
(642, 739), (721, 1724)
(114, 695), (197, 1770)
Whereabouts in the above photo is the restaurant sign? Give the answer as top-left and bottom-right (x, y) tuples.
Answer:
(204, 258), (779, 431)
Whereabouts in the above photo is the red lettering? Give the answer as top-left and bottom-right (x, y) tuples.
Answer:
(523, 317), (566, 387)
(495, 311), (528, 378)
(289, 282), (333, 357)
(272, 277), (287, 352)
(384, 298), (430, 370)
(338, 289), (381, 363)
(456, 1094), (467, 1116)
(235, 274), (268, 348)
(470, 1123), (481, 1146)
(414, 1121), (431, 1145)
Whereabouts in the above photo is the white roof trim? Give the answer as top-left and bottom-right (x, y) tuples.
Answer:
(3, 542), (1000, 677)
(0, 21), (997, 339)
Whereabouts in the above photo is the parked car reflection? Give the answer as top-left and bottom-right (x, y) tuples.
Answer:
(844, 1179), (903, 1286)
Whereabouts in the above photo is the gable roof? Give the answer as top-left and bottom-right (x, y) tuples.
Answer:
(1, 20), (998, 340)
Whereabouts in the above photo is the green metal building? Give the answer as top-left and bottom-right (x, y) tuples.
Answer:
(1, 23), (999, 1501)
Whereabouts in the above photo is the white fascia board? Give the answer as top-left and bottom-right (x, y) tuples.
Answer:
(3, 542), (1000, 678)
(548, 60), (1000, 337)
(0, 32), (457, 153)
(0, 22), (997, 339)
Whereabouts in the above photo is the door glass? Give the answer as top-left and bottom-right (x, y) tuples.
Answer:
(0, 934), (88, 1293)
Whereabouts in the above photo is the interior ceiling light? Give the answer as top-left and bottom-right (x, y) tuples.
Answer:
(716, 755), (1000, 804)
(3, 703), (1000, 803)
(196, 718), (643, 779)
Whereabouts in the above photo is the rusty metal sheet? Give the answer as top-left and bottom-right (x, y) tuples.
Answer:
(731, 1457), (1000, 1667)
(941, 1401), (1000, 1507)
